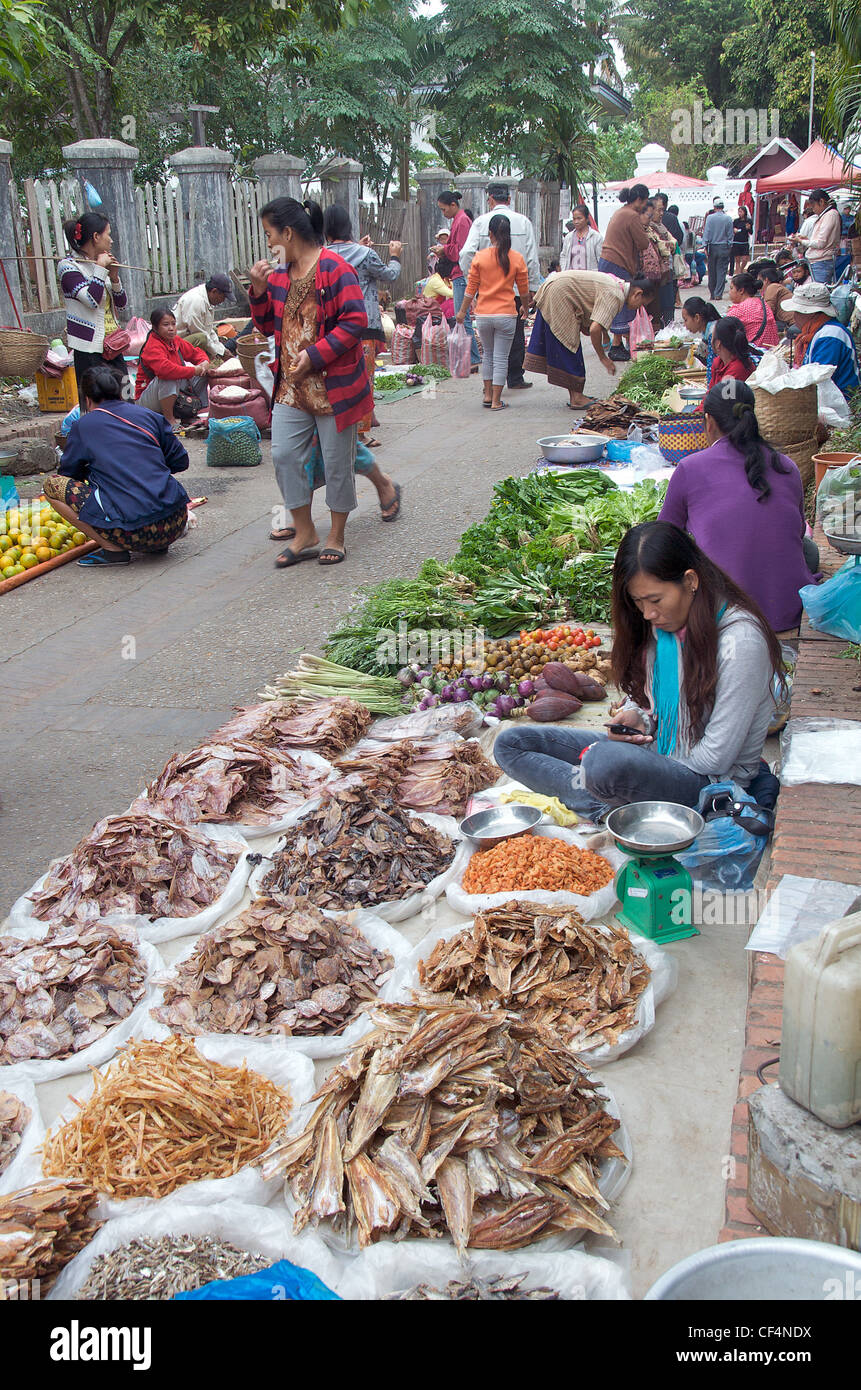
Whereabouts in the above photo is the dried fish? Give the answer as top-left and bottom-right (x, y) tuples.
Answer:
(152, 896), (393, 1038)
(214, 697), (371, 760)
(388, 1273), (559, 1300)
(369, 705), (482, 741)
(42, 1037), (292, 1201)
(0, 1092), (31, 1175)
(334, 738), (499, 818)
(261, 788), (455, 912)
(266, 1000), (622, 1250)
(0, 925), (148, 1065)
(28, 813), (242, 925)
(418, 901), (651, 1053)
(0, 1180), (100, 1294)
(138, 740), (332, 826)
(75, 1234), (269, 1301)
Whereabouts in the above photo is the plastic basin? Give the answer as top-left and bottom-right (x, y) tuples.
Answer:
(645, 1237), (861, 1301)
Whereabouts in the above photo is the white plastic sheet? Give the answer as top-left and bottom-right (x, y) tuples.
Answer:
(40, 1033), (316, 1220)
(780, 717), (861, 786)
(446, 824), (624, 922)
(746, 874), (861, 958)
(149, 908), (412, 1060)
(47, 1199), (342, 1301)
(0, 934), (163, 1085)
(748, 349), (834, 393)
(0, 1077), (45, 1196)
(7, 825), (253, 945)
(330, 1240), (631, 1300)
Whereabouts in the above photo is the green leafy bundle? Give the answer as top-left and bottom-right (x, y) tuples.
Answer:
(324, 559), (471, 673)
(617, 354), (678, 409)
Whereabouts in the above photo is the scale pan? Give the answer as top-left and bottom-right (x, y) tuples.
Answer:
(606, 801), (704, 854)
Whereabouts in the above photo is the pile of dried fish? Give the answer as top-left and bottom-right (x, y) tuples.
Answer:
(75, 1234), (269, 1301)
(42, 1037), (292, 1200)
(265, 1000), (622, 1250)
(214, 697), (371, 759)
(334, 739), (498, 818)
(139, 740), (331, 826)
(418, 902), (651, 1053)
(0, 1180), (100, 1293)
(152, 896), (393, 1038)
(389, 1273), (559, 1300)
(0, 925), (147, 1064)
(581, 396), (660, 439)
(261, 788), (456, 911)
(369, 704), (482, 741)
(0, 1092), (31, 1175)
(28, 813), (242, 925)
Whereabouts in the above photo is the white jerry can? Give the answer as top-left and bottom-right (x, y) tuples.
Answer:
(779, 912), (861, 1129)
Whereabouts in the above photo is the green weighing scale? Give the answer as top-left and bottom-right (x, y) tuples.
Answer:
(605, 801), (705, 943)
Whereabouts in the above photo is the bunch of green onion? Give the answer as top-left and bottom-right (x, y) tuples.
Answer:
(260, 654), (405, 714)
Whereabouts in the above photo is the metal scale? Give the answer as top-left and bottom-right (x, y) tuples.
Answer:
(605, 801), (704, 943)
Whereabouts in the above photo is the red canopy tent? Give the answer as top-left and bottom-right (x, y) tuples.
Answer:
(756, 140), (861, 192)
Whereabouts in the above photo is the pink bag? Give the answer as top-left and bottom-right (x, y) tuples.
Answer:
(630, 305), (655, 358)
(391, 323), (415, 365)
(125, 316), (150, 355)
(420, 312), (449, 367)
(208, 381), (270, 432)
(448, 321), (471, 378)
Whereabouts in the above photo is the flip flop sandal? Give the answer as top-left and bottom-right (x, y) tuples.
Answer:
(77, 548), (130, 566)
(490, 402), (509, 410)
(276, 545), (319, 568)
(318, 547), (346, 565)
(270, 526), (296, 541)
(362, 436), (382, 448)
(567, 398), (599, 409)
(381, 483), (402, 522)
(482, 400), (493, 408)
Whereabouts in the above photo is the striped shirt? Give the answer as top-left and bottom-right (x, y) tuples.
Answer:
(804, 321), (860, 399)
(249, 250), (371, 430)
(58, 256), (127, 353)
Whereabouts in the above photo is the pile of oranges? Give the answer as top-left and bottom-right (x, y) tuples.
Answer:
(1, 502), (87, 580)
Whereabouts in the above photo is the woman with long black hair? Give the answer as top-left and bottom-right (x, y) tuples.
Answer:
(493, 521), (782, 819)
(456, 213), (529, 410)
(660, 382), (818, 630)
(58, 211), (130, 390)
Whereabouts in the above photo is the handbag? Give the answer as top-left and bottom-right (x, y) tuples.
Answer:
(672, 247), (687, 278)
(102, 329), (130, 361)
(640, 240), (662, 281)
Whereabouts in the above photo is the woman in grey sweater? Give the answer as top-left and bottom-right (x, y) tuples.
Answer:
(494, 522), (783, 820)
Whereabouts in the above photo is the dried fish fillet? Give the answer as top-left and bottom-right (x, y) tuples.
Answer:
(0, 1092), (31, 1175)
(334, 738), (498, 818)
(0, 1180), (100, 1293)
(388, 1273), (559, 1300)
(152, 896), (393, 1038)
(214, 697), (371, 760)
(75, 1234), (269, 1301)
(138, 740), (331, 826)
(266, 1000), (621, 1250)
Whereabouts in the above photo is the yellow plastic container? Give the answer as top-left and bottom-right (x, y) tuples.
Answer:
(35, 364), (78, 413)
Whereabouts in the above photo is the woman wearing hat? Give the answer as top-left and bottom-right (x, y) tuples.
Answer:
(785, 280), (860, 400)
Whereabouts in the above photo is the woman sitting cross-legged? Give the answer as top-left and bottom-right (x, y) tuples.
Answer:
(43, 365), (190, 568)
(493, 521), (783, 821)
(134, 309), (213, 430)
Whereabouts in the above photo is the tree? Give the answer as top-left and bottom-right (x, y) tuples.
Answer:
(592, 119), (644, 181)
(721, 0), (840, 149)
(614, 0), (752, 111)
(0, 0), (46, 86)
(823, 0), (861, 168)
(628, 79), (755, 178)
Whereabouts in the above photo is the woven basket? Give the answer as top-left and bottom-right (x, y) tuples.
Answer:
(236, 332), (270, 384)
(650, 344), (690, 363)
(0, 329), (50, 378)
(658, 412), (709, 463)
(753, 383), (818, 445)
(782, 436), (818, 489)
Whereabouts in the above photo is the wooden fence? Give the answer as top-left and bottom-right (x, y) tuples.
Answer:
(358, 198), (423, 299)
(229, 178), (267, 273)
(11, 177), (83, 313)
(135, 181), (187, 297)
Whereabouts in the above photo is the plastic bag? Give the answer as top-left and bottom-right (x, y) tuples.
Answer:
(0, 1078), (45, 1196)
(816, 458), (861, 539)
(448, 320), (472, 378)
(799, 557), (861, 642)
(780, 716), (861, 786)
(830, 283), (855, 326)
(176, 1258), (340, 1300)
(42, 1034), (316, 1220)
(208, 382), (269, 432)
(47, 1199), (342, 1302)
(745, 874), (861, 958)
(0, 476), (18, 509)
(391, 322), (415, 366)
(630, 445), (667, 476)
(675, 781), (767, 891)
(125, 316), (150, 355)
(446, 825), (624, 921)
(206, 416), (262, 468)
(748, 350), (833, 392)
(331, 1241), (631, 1301)
(818, 377), (851, 427)
(253, 347), (275, 400)
(629, 306), (654, 359)
(368, 701), (484, 741)
(419, 313), (449, 367)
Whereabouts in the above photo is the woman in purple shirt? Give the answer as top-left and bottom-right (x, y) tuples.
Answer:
(659, 382), (818, 631)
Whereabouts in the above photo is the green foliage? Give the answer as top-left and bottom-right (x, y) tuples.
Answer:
(722, 0), (840, 148)
(614, 0), (752, 111)
(592, 121), (644, 182)
(0, 0), (46, 86)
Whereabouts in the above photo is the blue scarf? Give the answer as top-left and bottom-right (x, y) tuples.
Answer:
(652, 603), (726, 756)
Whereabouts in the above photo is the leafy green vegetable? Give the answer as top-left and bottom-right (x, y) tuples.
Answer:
(324, 558), (471, 673)
(468, 565), (572, 637)
(617, 353), (677, 409)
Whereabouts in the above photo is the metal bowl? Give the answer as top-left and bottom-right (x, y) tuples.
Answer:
(678, 385), (707, 401)
(459, 803), (543, 850)
(824, 530), (861, 555)
(605, 801), (704, 855)
(645, 1237), (861, 1301)
(537, 433), (609, 464)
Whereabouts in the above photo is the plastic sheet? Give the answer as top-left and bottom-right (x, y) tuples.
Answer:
(368, 701), (485, 741)
(748, 349), (833, 392)
(780, 717), (861, 786)
(746, 874), (861, 958)
(446, 824), (624, 922)
(816, 458), (861, 541)
(0, 1077), (45, 1196)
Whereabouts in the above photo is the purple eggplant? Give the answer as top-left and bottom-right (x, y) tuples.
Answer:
(518, 679), (535, 697)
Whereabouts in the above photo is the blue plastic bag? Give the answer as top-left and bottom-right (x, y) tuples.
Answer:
(174, 1258), (340, 1301)
(207, 416), (262, 468)
(676, 782), (767, 891)
(799, 557), (861, 643)
(1, 476), (19, 510)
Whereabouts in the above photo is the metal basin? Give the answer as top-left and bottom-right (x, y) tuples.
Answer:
(459, 803), (542, 850)
(645, 1236), (861, 1300)
(605, 801), (704, 855)
(678, 385), (707, 401)
(537, 433), (609, 464)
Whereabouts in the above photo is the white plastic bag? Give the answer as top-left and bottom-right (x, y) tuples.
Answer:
(0, 1077), (45, 1196)
(746, 874), (861, 958)
(446, 824), (624, 921)
(41, 1033), (316, 1220)
(818, 378), (851, 427)
(46, 1198), (342, 1301)
(149, 908), (411, 1060)
(368, 700), (485, 741)
(748, 349), (833, 392)
(780, 717), (861, 786)
(7, 824), (253, 946)
(630, 445), (666, 476)
(0, 934), (163, 1085)
(331, 1240), (631, 1300)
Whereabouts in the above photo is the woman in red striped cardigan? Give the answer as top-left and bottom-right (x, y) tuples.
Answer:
(250, 197), (371, 567)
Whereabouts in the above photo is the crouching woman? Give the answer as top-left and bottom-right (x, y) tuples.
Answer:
(43, 365), (190, 567)
(494, 521), (783, 820)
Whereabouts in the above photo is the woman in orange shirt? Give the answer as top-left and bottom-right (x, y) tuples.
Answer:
(456, 215), (529, 410)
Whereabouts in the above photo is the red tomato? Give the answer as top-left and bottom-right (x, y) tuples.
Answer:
(591, 636), (602, 648)
(573, 632), (585, 646)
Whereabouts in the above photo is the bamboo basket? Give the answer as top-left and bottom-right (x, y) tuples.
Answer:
(753, 383), (818, 444)
(782, 436), (818, 489)
(649, 344), (690, 363)
(0, 329), (50, 378)
(236, 332), (270, 384)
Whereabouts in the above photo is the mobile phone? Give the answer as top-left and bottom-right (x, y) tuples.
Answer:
(606, 723), (639, 736)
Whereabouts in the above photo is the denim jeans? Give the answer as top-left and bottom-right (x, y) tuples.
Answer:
(493, 725), (711, 822)
(452, 274), (480, 365)
(809, 258), (836, 284)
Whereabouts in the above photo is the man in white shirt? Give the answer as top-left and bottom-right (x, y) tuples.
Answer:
(459, 182), (541, 388)
(172, 273), (235, 359)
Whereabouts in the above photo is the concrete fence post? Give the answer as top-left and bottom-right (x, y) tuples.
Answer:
(319, 159), (363, 233)
(416, 167), (456, 266)
(0, 139), (23, 323)
(169, 146), (234, 285)
(455, 172), (487, 219)
(63, 138), (146, 313)
(518, 178), (542, 239)
(252, 152), (304, 206)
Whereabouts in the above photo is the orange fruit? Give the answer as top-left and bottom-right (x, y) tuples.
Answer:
(35, 546), (51, 562)
(20, 553), (38, 569)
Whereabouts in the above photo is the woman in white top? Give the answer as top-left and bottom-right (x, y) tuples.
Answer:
(58, 211), (129, 391)
(561, 204), (604, 272)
